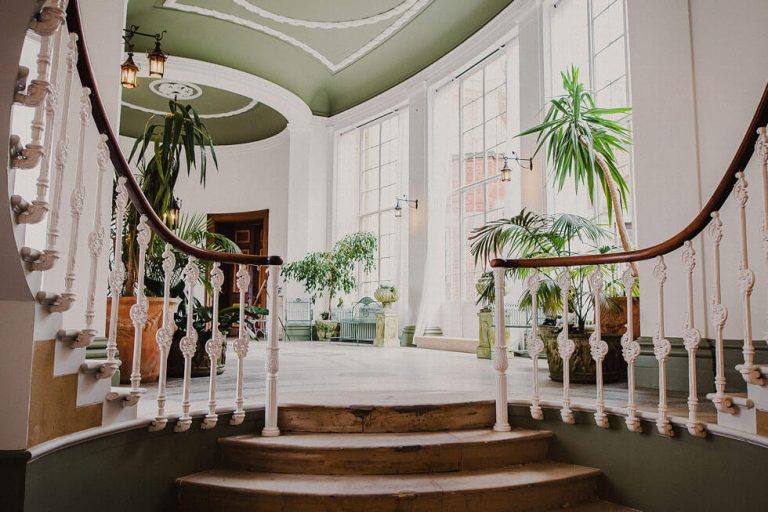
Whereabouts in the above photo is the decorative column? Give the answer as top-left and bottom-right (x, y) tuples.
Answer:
(652, 256), (674, 436)
(129, 215), (151, 399)
(681, 242), (706, 437)
(620, 266), (642, 433)
(557, 269), (575, 424)
(150, 244), (176, 432)
(175, 257), (199, 433)
(231, 264), (251, 426)
(757, 128), (767, 349)
(527, 270), (544, 421)
(492, 266), (511, 431)
(103, 177), (128, 378)
(262, 265), (281, 437)
(589, 269), (609, 429)
(202, 263), (225, 429)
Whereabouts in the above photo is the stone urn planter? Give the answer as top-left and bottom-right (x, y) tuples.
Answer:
(373, 285), (399, 309)
(477, 309), (494, 359)
(540, 326), (627, 384)
(106, 296), (180, 384)
(315, 319), (339, 340)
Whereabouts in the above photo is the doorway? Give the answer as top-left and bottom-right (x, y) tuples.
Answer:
(207, 210), (269, 311)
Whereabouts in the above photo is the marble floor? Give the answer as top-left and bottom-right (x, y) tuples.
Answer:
(137, 341), (714, 421)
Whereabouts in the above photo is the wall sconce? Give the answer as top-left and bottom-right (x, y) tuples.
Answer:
(121, 25), (169, 88)
(394, 195), (418, 218)
(499, 151), (533, 182)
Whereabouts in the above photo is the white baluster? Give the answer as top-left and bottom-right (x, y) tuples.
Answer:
(28, 0), (67, 37)
(103, 177), (128, 379)
(73, 133), (108, 348)
(527, 270), (544, 421)
(150, 244), (176, 432)
(30, 33), (78, 272)
(492, 266), (511, 431)
(681, 242), (706, 437)
(589, 268), (609, 429)
(620, 266), (641, 433)
(734, 173), (762, 384)
(11, 32), (51, 168)
(129, 215), (150, 399)
(231, 264), (251, 426)
(202, 263), (225, 429)
(176, 257), (199, 433)
(707, 212), (735, 413)
(49, 86), (90, 312)
(262, 265), (281, 437)
(14, 27), (63, 224)
(557, 269), (575, 424)
(652, 257), (674, 436)
(758, 128), (768, 348)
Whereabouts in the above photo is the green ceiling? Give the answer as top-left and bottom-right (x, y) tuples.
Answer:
(120, 78), (288, 145)
(125, 0), (515, 117)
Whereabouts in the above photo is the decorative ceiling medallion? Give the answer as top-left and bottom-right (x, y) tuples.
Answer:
(149, 79), (202, 100)
(161, 0), (434, 74)
(122, 97), (259, 119)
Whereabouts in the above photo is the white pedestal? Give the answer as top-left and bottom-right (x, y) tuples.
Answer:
(375, 309), (400, 348)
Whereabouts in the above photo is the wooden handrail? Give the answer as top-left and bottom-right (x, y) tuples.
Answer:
(65, 0), (283, 267)
(492, 82), (768, 269)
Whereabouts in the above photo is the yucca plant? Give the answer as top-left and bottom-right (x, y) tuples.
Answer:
(469, 208), (616, 333)
(122, 100), (218, 293)
(517, 66), (634, 266)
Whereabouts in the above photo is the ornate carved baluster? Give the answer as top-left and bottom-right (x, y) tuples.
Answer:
(527, 270), (544, 421)
(758, 128), (767, 348)
(492, 266), (511, 431)
(681, 242), (706, 437)
(620, 266), (641, 433)
(103, 177), (128, 377)
(28, 33), (78, 272)
(11, 32), (52, 168)
(589, 268), (609, 429)
(202, 263), (225, 429)
(14, 27), (63, 224)
(557, 269), (575, 424)
(49, 86), (90, 312)
(262, 265), (282, 436)
(707, 212), (735, 413)
(150, 244), (175, 432)
(231, 264), (251, 426)
(734, 173), (762, 384)
(652, 256), (674, 436)
(28, 0), (66, 37)
(73, 133), (108, 348)
(175, 257), (199, 433)
(129, 215), (150, 399)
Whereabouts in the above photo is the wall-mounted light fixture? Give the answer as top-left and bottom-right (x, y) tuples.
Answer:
(394, 195), (418, 218)
(499, 151), (533, 182)
(121, 25), (169, 88)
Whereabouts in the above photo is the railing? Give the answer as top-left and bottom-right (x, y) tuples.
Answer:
(490, 83), (768, 435)
(9, 0), (284, 436)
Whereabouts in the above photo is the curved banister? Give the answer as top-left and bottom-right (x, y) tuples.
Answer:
(492, 82), (768, 269)
(65, 0), (282, 267)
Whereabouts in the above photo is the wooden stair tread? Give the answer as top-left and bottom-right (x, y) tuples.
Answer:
(549, 500), (639, 511)
(221, 428), (552, 450)
(178, 461), (601, 496)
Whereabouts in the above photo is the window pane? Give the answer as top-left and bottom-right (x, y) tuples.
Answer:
(361, 190), (379, 215)
(593, 35), (626, 91)
(485, 56), (505, 93)
(462, 126), (484, 185)
(593, 0), (624, 53)
(462, 68), (483, 104)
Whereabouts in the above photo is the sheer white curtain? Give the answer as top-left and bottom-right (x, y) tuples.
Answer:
(414, 81), (459, 337)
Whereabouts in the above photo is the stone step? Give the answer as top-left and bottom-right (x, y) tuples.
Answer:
(220, 428), (551, 475)
(711, 392), (768, 436)
(177, 461), (601, 512)
(278, 401), (496, 433)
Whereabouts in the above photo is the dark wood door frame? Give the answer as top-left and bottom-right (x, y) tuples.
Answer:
(207, 209), (269, 309)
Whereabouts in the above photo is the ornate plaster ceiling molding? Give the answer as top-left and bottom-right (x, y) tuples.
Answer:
(122, 98), (259, 119)
(149, 79), (202, 100)
(161, 0), (433, 73)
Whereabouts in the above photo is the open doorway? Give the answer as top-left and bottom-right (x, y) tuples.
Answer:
(207, 210), (269, 312)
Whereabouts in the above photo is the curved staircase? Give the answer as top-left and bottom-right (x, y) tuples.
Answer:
(177, 403), (635, 511)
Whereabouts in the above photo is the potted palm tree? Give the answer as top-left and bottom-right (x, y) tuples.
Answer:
(107, 100), (217, 384)
(470, 209), (629, 383)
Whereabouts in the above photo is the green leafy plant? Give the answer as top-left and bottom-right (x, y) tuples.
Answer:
(122, 100), (218, 293)
(281, 232), (377, 315)
(517, 66), (634, 263)
(470, 208), (619, 333)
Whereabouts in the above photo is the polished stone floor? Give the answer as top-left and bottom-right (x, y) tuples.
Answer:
(137, 341), (714, 421)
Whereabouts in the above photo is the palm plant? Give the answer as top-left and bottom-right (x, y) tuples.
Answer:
(517, 66), (634, 268)
(469, 208), (614, 333)
(122, 100), (217, 293)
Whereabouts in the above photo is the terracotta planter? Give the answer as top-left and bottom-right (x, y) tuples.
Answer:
(541, 326), (627, 384)
(168, 330), (226, 378)
(106, 296), (181, 385)
(601, 296), (640, 337)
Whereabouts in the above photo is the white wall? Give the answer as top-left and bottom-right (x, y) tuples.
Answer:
(628, 0), (768, 340)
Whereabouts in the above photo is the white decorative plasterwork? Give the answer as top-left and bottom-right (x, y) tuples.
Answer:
(122, 98), (258, 119)
(161, 0), (433, 73)
(150, 79), (202, 100)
